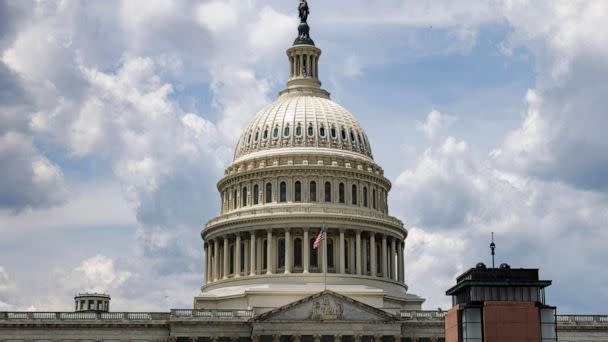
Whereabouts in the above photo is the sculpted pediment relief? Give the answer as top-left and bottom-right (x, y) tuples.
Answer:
(254, 290), (396, 322)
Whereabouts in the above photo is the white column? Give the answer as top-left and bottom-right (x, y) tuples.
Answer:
(266, 230), (273, 275)
(398, 240), (404, 282)
(213, 240), (219, 281)
(381, 235), (388, 279)
(223, 237), (229, 279)
(235, 234), (241, 278)
(361, 235), (368, 275)
(255, 236), (264, 274)
(250, 232), (256, 276)
(303, 228), (310, 273)
(390, 237), (397, 281)
(370, 233), (377, 277)
(285, 229), (292, 274)
(348, 236), (355, 273)
(355, 230), (362, 275)
(204, 244), (209, 284)
(339, 229), (345, 274)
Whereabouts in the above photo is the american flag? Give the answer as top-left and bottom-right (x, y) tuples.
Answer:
(313, 228), (326, 249)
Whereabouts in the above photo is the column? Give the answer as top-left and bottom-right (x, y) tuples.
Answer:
(334, 335), (342, 342)
(370, 233), (377, 277)
(273, 335), (280, 342)
(204, 244), (209, 284)
(223, 237), (229, 279)
(235, 234), (241, 278)
(355, 230), (362, 275)
(285, 229), (292, 274)
(398, 240), (404, 282)
(250, 232), (256, 276)
(390, 237), (397, 281)
(339, 229), (345, 274)
(362, 235), (367, 275)
(303, 228), (310, 273)
(266, 230), (273, 275)
(213, 239), (219, 281)
(381, 235), (388, 279)
(314, 335), (321, 342)
(374, 336), (382, 342)
(293, 335), (301, 342)
(348, 236), (355, 273)
(256, 236), (263, 274)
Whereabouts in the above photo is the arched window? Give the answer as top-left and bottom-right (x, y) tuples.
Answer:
(255, 131), (259, 141)
(247, 134), (251, 143)
(352, 185), (357, 205)
(240, 242), (246, 273)
(242, 187), (248, 207)
(229, 244), (235, 274)
(254, 184), (259, 205)
(273, 126), (279, 138)
(310, 238), (318, 268)
(294, 181), (302, 202)
(324, 182), (332, 202)
(373, 188), (377, 209)
(294, 238), (302, 267)
(296, 124), (302, 137)
(357, 133), (362, 145)
(327, 238), (334, 268)
(233, 190), (238, 209)
(320, 126), (326, 137)
(263, 240), (268, 270)
(307, 124), (314, 137)
(341, 128), (347, 140)
(363, 187), (368, 207)
(350, 131), (356, 142)
(284, 126), (290, 137)
(280, 181), (287, 202)
(266, 183), (272, 203)
(278, 238), (285, 268)
(331, 127), (337, 138)
(263, 128), (269, 140)
(339, 183), (345, 204)
(310, 181), (317, 202)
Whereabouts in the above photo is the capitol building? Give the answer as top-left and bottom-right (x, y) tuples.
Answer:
(0, 3), (606, 342)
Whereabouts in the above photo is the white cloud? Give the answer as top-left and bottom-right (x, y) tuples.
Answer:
(196, 1), (239, 34)
(416, 110), (456, 139)
(60, 255), (131, 294)
(0, 131), (66, 211)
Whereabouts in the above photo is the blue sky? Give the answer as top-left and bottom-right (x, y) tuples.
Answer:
(1, 0), (607, 314)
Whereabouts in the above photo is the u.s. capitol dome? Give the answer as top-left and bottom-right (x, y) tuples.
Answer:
(197, 12), (423, 314)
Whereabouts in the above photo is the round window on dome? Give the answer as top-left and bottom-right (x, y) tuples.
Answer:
(320, 126), (326, 137)
(296, 124), (302, 137)
(331, 127), (337, 139)
(284, 126), (290, 137)
(307, 124), (314, 137)
(273, 126), (279, 138)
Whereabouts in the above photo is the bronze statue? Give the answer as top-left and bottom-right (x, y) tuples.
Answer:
(298, 0), (309, 23)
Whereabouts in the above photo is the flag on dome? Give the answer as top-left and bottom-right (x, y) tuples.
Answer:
(313, 228), (326, 249)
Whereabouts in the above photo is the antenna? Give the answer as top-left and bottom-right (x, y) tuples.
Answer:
(490, 232), (496, 268)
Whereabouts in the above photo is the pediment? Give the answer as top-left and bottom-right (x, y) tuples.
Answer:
(254, 290), (396, 322)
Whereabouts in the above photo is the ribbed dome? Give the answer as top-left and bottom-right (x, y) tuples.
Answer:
(234, 93), (373, 161)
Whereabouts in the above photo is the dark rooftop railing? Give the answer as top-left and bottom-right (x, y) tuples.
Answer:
(456, 268), (540, 283)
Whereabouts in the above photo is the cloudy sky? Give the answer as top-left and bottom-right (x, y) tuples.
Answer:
(1, 0), (607, 314)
